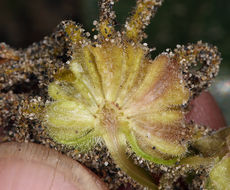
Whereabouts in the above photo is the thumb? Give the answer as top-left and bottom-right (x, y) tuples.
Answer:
(0, 142), (108, 190)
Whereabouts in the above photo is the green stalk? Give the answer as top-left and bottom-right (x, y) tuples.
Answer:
(103, 127), (158, 190)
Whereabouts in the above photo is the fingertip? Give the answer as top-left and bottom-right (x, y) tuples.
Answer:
(186, 91), (227, 130)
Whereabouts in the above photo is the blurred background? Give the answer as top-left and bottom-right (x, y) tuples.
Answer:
(0, 0), (229, 124)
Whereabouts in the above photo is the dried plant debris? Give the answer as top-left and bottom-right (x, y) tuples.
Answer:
(0, 0), (229, 189)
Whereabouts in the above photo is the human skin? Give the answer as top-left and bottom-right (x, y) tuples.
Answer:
(186, 91), (226, 130)
(0, 92), (227, 190)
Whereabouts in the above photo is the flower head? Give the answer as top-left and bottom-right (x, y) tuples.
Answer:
(40, 0), (221, 188)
